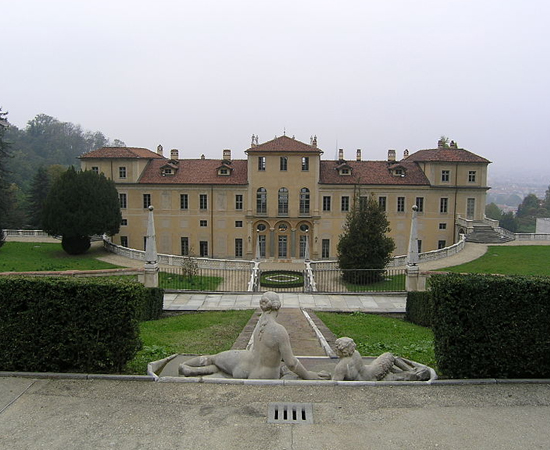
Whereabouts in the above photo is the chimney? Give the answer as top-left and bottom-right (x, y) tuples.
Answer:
(438, 139), (445, 149)
(223, 149), (231, 161)
(356, 149), (362, 161)
(338, 148), (344, 161)
(403, 149), (409, 158)
(157, 144), (163, 156)
(311, 135), (317, 148)
(201, 154), (205, 160)
(388, 149), (396, 162)
(450, 141), (457, 149)
(170, 149), (179, 160)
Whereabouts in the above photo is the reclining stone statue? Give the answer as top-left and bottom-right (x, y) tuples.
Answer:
(179, 291), (330, 380)
(332, 337), (431, 382)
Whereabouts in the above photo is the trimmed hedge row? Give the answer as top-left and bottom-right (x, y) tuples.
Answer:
(430, 273), (550, 379)
(405, 291), (433, 328)
(0, 277), (162, 373)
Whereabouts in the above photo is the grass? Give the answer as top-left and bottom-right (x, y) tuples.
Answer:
(159, 271), (223, 290)
(343, 273), (406, 292)
(0, 242), (121, 272)
(124, 310), (255, 374)
(439, 245), (550, 276)
(316, 312), (436, 370)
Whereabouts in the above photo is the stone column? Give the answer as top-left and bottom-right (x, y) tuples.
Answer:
(406, 205), (419, 291)
(269, 228), (275, 259)
(290, 228), (296, 258)
(144, 206), (159, 288)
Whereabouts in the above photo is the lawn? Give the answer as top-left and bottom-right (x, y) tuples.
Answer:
(439, 245), (550, 276)
(124, 310), (255, 374)
(316, 312), (436, 370)
(0, 242), (120, 272)
(159, 271), (223, 290)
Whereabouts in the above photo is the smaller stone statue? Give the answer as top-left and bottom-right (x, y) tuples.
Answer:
(332, 337), (430, 382)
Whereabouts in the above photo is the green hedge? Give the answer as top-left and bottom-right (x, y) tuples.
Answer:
(0, 277), (147, 373)
(405, 291), (433, 328)
(430, 273), (550, 379)
(139, 287), (164, 321)
(260, 270), (304, 288)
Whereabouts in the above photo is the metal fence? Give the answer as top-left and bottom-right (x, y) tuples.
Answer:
(159, 266), (406, 293)
(159, 266), (252, 292)
(311, 268), (406, 293)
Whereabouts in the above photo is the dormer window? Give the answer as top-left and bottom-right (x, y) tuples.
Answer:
(162, 168), (173, 176)
(219, 167), (230, 176)
(390, 166), (406, 177)
(340, 168), (350, 175)
(336, 163), (352, 176)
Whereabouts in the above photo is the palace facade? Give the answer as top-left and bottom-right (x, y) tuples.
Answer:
(80, 135), (490, 261)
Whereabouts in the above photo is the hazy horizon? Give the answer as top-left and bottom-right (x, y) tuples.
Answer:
(4, 1), (550, 177)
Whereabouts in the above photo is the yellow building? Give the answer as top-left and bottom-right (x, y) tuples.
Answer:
(80, 136), (490, 261)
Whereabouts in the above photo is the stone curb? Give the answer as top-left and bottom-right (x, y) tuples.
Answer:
(2, 371), (549, 386)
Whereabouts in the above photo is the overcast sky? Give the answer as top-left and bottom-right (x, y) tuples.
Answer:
(3, 0), (550, 177)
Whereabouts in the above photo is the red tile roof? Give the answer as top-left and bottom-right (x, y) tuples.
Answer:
(138, 159), (248, 185)
(320, 160), (430, 186)
(80, 147), (164, 159)
(404, 148), (491, 163)
(246, 135), (322, 154)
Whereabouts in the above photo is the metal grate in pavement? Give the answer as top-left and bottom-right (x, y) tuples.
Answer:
(267, 402), (313, 424)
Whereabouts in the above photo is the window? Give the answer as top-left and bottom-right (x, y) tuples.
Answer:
(439, 223), (447, 230)
(467, 198), (475, 219)
(199, 194), (208, 210)
(280, 156), (287, 171)
(91, 166), (99, 174)
(143, 194), (151, 208)
(219, 167), (229, 175)
(180, 194), (188, 210)
(322, 239), (330, 259)
(417, 240), (422, 253)
(119, 193), (127, 209)
(143, 236), (147, 251)
(341, 196), (350, 212)
(301, 156), (309, 171)
(121, 218), (128, 226)
(258, 156), (266, 171)
(235, 194), (243, 210)
(278, 236), (288, 258)
(415, 197), (424, 212)
(162, 168), (173, 175)
(340, 168), (350, 175)
(440, 198), (448, 213)
(299, 235), (308, 259)
(120, 236), (128, 247)
(397, 197), (405, 212)
(258, 235), (266, 258)
(256, 188), (267, 214)
(438, 240), (447, 249)
(199, 241), (208, 257)
(299, 188), (310, 214)
(441, 170), (450, 182)
(468, 171), (477, 182)
(235, 239), (243, 258)
(200, 220), (207, 227)
(378, 196), (387, 211)
(119, 166), (127, 178)
(181, 237), (189, 256)
(322, 196), (331, 212)
(235, 220), (243, 227)
(394, 168), (404, 176)
(278, 188), (288, 215)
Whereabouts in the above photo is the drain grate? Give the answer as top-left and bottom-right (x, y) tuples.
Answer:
(267, 402), (313, 424)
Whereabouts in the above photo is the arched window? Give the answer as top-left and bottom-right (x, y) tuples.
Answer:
(299, 188), (310, 214)
(256, 188), (267, 214)
(278, 188), (288, 215)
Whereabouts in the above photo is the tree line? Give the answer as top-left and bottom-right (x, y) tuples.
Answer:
(0, 110), (125, 231)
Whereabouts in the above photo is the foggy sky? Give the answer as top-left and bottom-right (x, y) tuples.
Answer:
(3, 0), (550, 176)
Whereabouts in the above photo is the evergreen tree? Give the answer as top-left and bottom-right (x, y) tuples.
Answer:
(0, 108), (12, 247)
(27, 166), (52, 228)
(485, 202), (503, 221)
(42, 167), (122, 254)
(337, 193), (395, 284)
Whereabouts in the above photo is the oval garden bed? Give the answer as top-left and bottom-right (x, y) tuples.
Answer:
(260, 270), (304, 289)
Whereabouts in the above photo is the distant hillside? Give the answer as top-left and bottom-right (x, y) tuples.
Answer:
(5, 114), (124, 191)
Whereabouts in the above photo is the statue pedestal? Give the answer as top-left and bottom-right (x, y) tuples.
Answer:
(144, 263), (159, 288)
